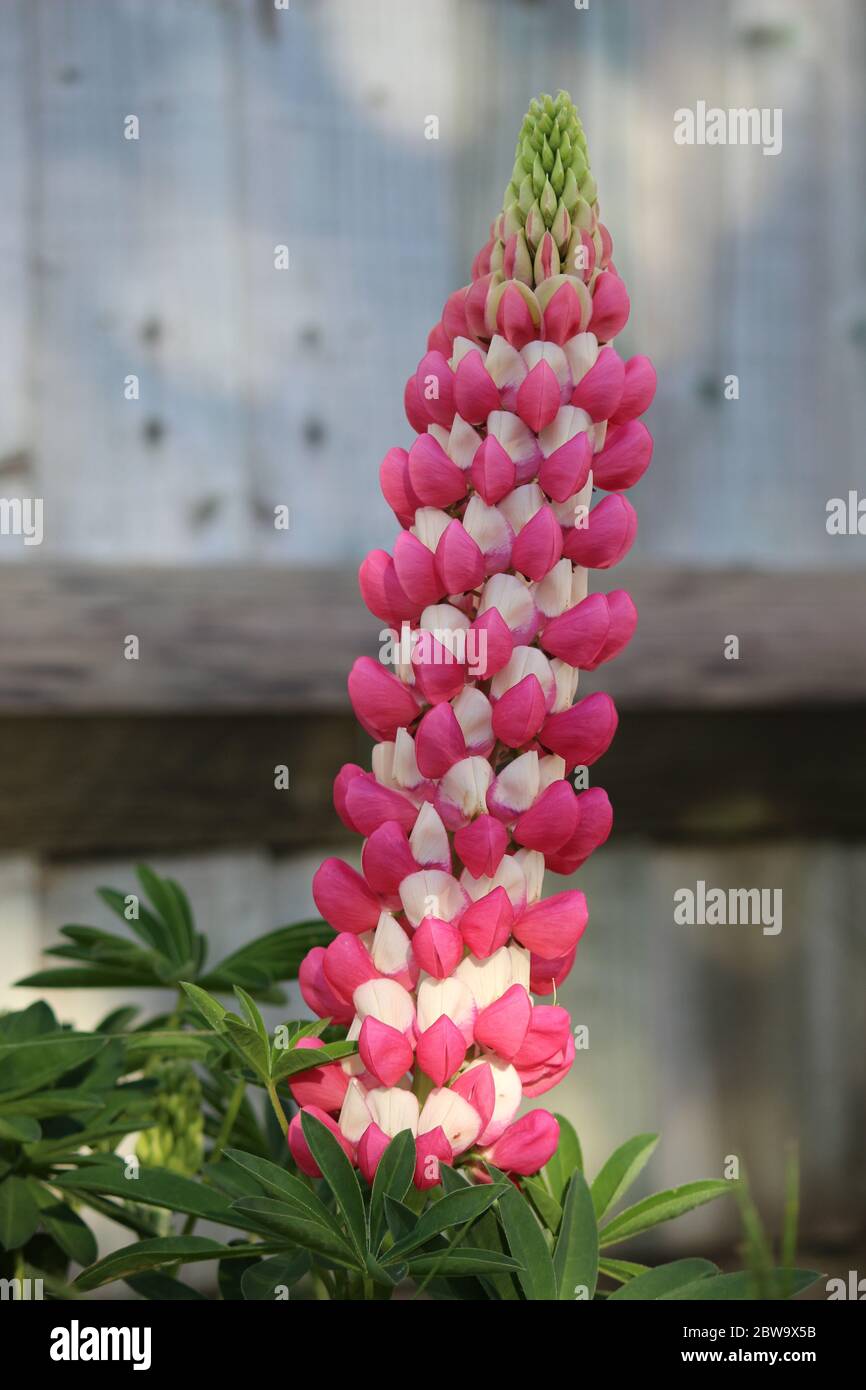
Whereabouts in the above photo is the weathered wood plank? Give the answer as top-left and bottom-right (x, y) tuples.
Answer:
(2, 705), (864, 854)
(1, 564), (864, 711)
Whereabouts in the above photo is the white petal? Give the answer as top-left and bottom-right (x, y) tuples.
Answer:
(367, 1086), (420, 1138)
(371, 912), (413, 976)
(438, 757), (493, 821)
(498, 482), (544, 535)
(461, 853), (527, 909)
(399, 869), (466, 926)
(562, 331), (599, 387)
(339, 1078), (372, 1143)
(409, 802), (450, 868)
(353, 979), (416, 1033)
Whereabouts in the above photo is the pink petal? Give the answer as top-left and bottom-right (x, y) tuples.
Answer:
(358, 549), (419, 626)
(470, 435), (516, 505)
(415, 1015), (468, 1087)
(514, 780), (580, 854)
(538, 430), (593, 503)
(516, 360), (562, 433)
(407, 434), (467, 508)
(393, 530), (443, 606)
(357, 1122), (390, 1183)
(454, 814), (509, 878)
(593, 420), (653, 491)
(289, 1107), (355, 1178)
(347, 657), (420, 741)
(474, 983), (532, 1061)
(414, 1126), (452, 1189)
(404, 375), (430, 433)
(454, 350), (500, 423)
(563, 494), (638, 569)
(609, 354), (657, 425)
(451, 1061), (495, 1136)
(459, 886), (515, 959)
(513, 890), (588, 960)
(333, 763), (365, 833)
(411, 916), (464, 979)
(379, 446), (420, 526)
(344, 773), (419, 837)
(359, 1016), (414, 1088)
(362, 822), (418, 898)
(312, 858), (381, 935)
(583, 589), (638, 668)
(542, 281), (585, 344)
(491, 673), (548, 748)
(496, 283), (539, 350)
(323, 933), (380, 1004)
(540, 592), (611, 666)
(470, 607), (514, 678)
(545, 786), (614, 874)
(589, 270), (630, 342)
(529, 947), (577, 996)
(299, 947), (353, 1025)
(414, 702), (467, 778)
(415, 350), (456, 428)
(511, 505), (563, 582)
(484, 1109), (559, 1175)
(540, 691), (619, 770)
(570, 345), (625, 421)
(435, 520), (485, 593)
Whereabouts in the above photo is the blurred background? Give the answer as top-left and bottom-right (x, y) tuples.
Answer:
(1, 0), (865, 1280)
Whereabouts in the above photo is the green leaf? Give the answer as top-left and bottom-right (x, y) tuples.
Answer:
(268, 1039), (357, 1082)
(121, 1031), (216, 1061)
(16, 966), (159, 990)
(385, 1180), (508, 1262)
(408, 1248), (523, 1278)
(609, 1258), (718, 1300)
(230, 1197), (360, 1269)
(38, 1202), (99, 1268)
(369, 1129), (415, 1253)
(223, 1018), (271, 1081)
(553, 1170), (598, 1300)
(126, 1273), (209, 1301)
(591, 1133), (659, 1222)
(241, 1253), (310, 1300)
(599, 1257), (649, 1284)
(300, 1112), (368, 1260)
(234, 987), (269, 1047)
(202, 921), (335, 991)
(180, 981), (228, 1032)
(599, 1180), (733, 1248)
(384, 1195), (418, 1246)
(52, 1161), (245, 1229)
(523, 1174), (563, 1234)
(0, 1035), (107, 1100)
(663, 1269), (822, 1301)
(0, 1088), (103, 1119)
(74, 1236), (255, 1291)
(498, 1179), (556, 1301)
(0, 1001), (58, 1041)
(0, 1175), (40, 1250)
(542, 1113), (583, 1200)
(223, 1149), (337, 1227)
(0, 1113), (41, 1141)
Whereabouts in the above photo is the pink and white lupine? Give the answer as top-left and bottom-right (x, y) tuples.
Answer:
(293, 92), (655, 1189)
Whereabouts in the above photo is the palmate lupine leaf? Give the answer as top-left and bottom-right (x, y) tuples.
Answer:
(17, 864), (328, 1000)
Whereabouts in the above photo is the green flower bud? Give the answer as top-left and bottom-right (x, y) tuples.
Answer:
(136, 1060), (204, 1178)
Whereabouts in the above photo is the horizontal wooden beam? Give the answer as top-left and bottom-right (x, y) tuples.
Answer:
(5, 707), (865, 855)
(2, 564), (866, 713)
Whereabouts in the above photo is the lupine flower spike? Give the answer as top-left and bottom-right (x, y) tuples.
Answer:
(293, 91), (655, 1189)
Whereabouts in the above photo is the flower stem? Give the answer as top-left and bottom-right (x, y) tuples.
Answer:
(266, 1080), (289, 1138)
